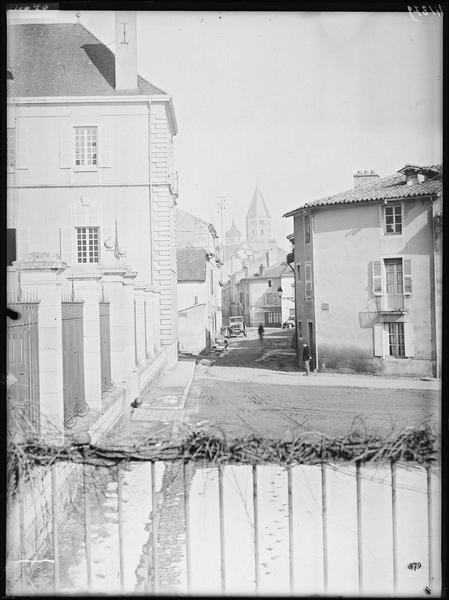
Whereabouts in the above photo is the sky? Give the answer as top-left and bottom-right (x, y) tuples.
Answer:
(9, 9), (443, 248)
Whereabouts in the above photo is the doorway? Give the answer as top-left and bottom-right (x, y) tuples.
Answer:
(307, 321), (315, 368)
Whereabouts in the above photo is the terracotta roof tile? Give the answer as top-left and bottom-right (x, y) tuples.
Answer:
(283, 166), (442, 217)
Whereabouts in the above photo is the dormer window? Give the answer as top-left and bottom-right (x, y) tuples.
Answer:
(418, 173), (427, 183)
(406, 174), (418, 186)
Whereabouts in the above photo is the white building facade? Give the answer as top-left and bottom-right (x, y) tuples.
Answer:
(7, 12), (179, 439)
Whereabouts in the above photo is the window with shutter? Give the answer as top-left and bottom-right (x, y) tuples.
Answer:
(373, 322), (384, 357)
(7, 229), (16, 266)
(305, 261), (312, 300)
(7, 128), (15, 169)
(371, 260), (383, 295)
(16, 121), (29, 170)
(403, 258), (412, 294)
(403, 321), (414, 357)
(99, 126), (111, 168)
(59, 125), (73, 169)
(304, 215), (311, 245)
(60, 227), (74, 264)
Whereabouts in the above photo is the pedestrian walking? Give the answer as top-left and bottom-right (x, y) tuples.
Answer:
(302, 342), (312, 376)
(258, 323), (265, 344)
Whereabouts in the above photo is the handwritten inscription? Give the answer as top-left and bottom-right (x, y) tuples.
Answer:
(407, 561), (422, 571)
(408, 5), (444, 21)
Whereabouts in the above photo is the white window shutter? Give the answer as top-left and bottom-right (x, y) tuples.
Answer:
(19, 228), (30, 259)
(403, 258), (412, 294)
(305, 262), (312, 299)
(60, 227), (74, 265)
(373, 322), (384, 357)
(404, 321), (414, 357)
(15, 122), (29, 169)
(99, 127), (111, 168)
(372, 260), (383, 295)
(59, 125), (73, 169)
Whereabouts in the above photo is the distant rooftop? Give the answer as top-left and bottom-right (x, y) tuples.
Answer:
(246, 187), (271, 219)
(7, 22), (166, 97)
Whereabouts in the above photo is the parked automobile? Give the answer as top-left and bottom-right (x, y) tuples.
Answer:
(225, 316), (247, 337)
(282, 316), (296, 329)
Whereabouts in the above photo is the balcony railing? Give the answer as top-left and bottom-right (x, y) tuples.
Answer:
(376, 294), (406, 312)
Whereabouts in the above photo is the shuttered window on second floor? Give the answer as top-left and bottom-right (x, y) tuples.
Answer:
(75, 126), (97, 166)
(371, 258), (412, 296)
(304, 261), (313, 300)
(7, 128), (15, 168)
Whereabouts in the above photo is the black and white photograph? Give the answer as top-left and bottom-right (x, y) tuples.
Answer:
(5, 3), (443, 597)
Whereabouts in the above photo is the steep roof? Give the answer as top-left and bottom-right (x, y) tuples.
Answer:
(283, 165), (442, 217)
(246, 187), (271, 219)
(177, 248), (207, 282)
(226, 218), (242, 238)
(264, 262), (290, 278)
(7, 23), (166, 97)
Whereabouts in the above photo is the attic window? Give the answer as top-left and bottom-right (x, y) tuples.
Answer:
(417, 173), (427, 183)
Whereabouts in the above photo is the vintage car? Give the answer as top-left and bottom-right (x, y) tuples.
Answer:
(281, 316), (296, 329)
(225, 316), (247, 337)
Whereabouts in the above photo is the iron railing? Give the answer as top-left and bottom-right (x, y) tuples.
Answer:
(99, 301), (112, 394)
(61, 301), (87, 428)
(7, 301), (40, 436)
(376, 294), (406, 312)
(7, 460), (440, 596)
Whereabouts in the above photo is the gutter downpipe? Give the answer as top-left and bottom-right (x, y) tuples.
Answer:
(311, 210), (319, 372)
(287, 255), (299, 366)
(148, 98), (154, 287)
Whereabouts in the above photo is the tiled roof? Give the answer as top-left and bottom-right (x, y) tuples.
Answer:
(177, 248), (207, 282)
(7, 23), (165, 97)
(263, 262), (289, 278)
(226, 218), (242, 238)
(283, 166), (442, 217)
(246, 187), (271, 219)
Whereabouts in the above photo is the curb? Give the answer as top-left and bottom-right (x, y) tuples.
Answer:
(180, 360), (196, 409)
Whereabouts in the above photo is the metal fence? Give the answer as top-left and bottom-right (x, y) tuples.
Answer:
(7, 460), (439, 596)
(61, 301), (87, 428)
(6, 301), (40, 436)
(99, 301), (112, 394)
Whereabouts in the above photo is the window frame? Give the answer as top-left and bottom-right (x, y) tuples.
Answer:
(76, 226), (100, 264)
(304, 214), (311, 245)
(304, 261), (313, 300)
(7, 127), (15, 170)
(388, 322), (405, 357)
(74, 125), (98, 171)
(383, 203), (403, 235)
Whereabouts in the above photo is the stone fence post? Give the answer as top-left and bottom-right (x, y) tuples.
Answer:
(14, 253), (67, 443)
(71, 267), (102, 413)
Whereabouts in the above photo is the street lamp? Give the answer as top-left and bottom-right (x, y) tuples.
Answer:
(277, 286), (283, 299)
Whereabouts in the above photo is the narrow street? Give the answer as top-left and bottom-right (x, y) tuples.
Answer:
(184, 328), (439, 439)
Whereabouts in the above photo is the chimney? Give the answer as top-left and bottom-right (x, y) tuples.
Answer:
(353, 169), (380, 188)
(259, 264), (264, 277)
(114, 12), (138, 90)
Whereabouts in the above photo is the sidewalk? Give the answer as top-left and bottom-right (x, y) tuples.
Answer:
(199, 365), (440, 392)
(130, 359), (196, 422)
